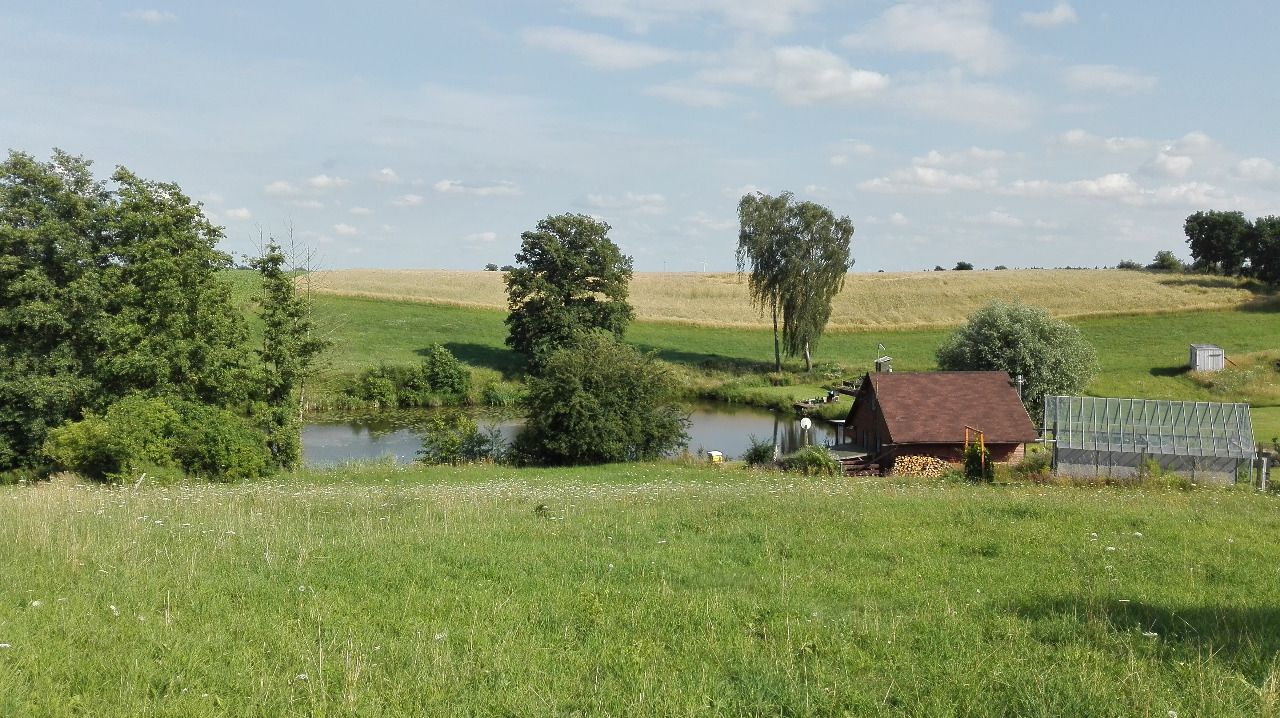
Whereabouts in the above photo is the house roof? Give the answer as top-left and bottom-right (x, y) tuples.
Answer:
(858, 371), (1039, 444)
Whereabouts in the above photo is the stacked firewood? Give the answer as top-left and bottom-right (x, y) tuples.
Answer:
(890, 455), (953, 478)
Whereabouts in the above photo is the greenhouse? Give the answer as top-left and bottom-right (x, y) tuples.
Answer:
(1043, 396), (1256, 484)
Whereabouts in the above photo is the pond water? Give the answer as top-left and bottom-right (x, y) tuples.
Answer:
(302, 403), (840, 467)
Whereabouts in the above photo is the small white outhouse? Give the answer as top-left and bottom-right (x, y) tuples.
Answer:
(1189, 344), (1225, 372)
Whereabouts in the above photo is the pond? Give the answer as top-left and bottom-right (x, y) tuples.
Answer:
(302, 402), (841, 467)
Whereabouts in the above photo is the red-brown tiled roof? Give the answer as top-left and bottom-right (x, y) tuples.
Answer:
(866, 371), (1038, 444)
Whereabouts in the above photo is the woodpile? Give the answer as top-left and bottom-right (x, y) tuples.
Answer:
(890, 455), (953, 478)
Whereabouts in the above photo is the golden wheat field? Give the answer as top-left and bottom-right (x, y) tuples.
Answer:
(306, 269), (1268, 330)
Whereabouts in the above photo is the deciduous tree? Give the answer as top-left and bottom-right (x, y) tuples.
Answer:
(1184, 210), (1252, 275)
(504, 214), (634, 369)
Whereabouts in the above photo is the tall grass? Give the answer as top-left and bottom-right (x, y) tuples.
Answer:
(2, 465), (1278, 716)
(307, 269), (1272, 330)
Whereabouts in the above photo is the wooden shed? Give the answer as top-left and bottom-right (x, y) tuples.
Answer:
(1188, 344), (1225, 372)
(842, 371), (1039, 471)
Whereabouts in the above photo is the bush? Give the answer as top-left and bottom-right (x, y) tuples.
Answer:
(348, 347), (472, 408)
(954, 261), (974, 271)
(963, 442), (994, 482)
(742, 435), (777, 466)
(419, 344), (471, 395)
(44, 395), (271, 482)
(779, 446), (840, 476)
(1147, 250), (1185, 273)
(517, 333), (689, 465)
(1116, 259), (1143, 270)
(417, 413), (505, 465)
(1011, 447), (1052, 482)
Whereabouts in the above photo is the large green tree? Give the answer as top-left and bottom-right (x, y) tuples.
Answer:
(1251, 215), (1280, 285)
(936, 301), (1098, 421)
(1184, 210), (1253, 275)
(504, 214), (634, 369)
(516, 333), (688, 465)
(737, 192), (854, 372)
(0, 149), (322, 476)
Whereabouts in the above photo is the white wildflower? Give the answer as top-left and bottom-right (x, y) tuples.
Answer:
(1106, 546), (1116, 551)
(29, 600), (42, 608)
(1143, 631), (1159, 638)
(433, 632), (447, 642)
(110, 605), (120, 616)
(295, 673), (308, 681)
(0, 644), (11, 649)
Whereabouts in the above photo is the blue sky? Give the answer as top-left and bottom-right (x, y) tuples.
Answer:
(4, 1), (1278, 271)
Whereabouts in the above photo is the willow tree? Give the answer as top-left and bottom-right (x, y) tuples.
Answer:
(736, 192), (854, 372)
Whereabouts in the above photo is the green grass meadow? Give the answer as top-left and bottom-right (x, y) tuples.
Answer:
(2, 465), (1279, 716)
(308, 294), (1280, 438)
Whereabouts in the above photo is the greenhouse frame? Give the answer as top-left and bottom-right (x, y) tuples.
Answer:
(1043, 396), (1256, 484)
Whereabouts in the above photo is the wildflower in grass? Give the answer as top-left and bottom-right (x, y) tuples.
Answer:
(1143, 631), (1159, 638)
(109, 605), (120, 617)
(1106, 546), (1116, 551)
(29, 600), (42, 608)
(295, 673), (308, 681)
(0, 644), (10, 649)
(433, 632), (447, 642)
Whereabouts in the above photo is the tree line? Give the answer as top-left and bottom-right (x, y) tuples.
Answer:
(1182, 210), (1280, 283)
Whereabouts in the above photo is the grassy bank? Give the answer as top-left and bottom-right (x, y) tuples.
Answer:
(2, 464), (1278, 716)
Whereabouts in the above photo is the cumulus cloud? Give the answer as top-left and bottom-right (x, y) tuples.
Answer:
(307, 174), (350, 190)
(224, 207), (252, 220)
(1002, 172), (1223, 206)
(465, 231), (499, 243)
(913, 147), (1008, 168)
(966, 210), (1024, 227)
(685, 212), (737, 233)
(1021, 3), (1077, 27)
(291, 199), (324, 209)
(1237, 157), (1278, 183)
(349, 206), (374, 215)
(586, 191), (667, 214)
(374, 168), (400, 184)
(523, 26), (684, 70)
(123, 9), (176, 24)
(1147, 151), (1194, 178)
(858, 166), (999, 194)
(1064, 64), (1157, 94)
(705, 46), (888, 105)
(1057, 129), (1151, 153)
(569, 0), (819, 35)
(391, 194), (424, 207)
(333, 223), (360, 236)
(829, 139), (874, 166)
(433, 180), (522, 197)
(264, 180), (299, 197)
(844, 1), (1013, 76)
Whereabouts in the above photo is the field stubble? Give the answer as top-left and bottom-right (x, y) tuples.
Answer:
(2, 464), (1279, 716)
(307, 269), (1270, 330)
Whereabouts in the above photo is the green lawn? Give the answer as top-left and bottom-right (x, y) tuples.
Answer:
(2, 465), (1278, 716)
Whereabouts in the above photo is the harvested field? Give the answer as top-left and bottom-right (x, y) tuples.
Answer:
(305, 269), (1271, 330)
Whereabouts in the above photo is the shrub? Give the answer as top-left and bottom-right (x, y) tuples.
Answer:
(954, 261), (974, 271)
(1147, 250), (1185, 273)
(1011, 447), (1052, 482)
(779, 446), (840, 476)
(417, 413), (505, 465)
(963, 442), (994, 482)
(481, 380), (525, 408)
(1116, 259), (1144, 270)
(517, 333), (689, 465)
(420, 344), (471, 395)
(44, 395), (271, 482)
(742, 435), (777, 466)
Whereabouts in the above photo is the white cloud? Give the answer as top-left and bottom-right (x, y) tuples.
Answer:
(1021, 3), (1077, 27)
(123, 9), (176, 24)
(708, 46), (888, 105)
(1237, 157), (1278, 183)
(888, 212), (909, 226)
(349, 206), (374, 215)
(569, 0), (819, 35)
(859, 166), (999, 194)
(1168, 131), (1219, 156)
(225, 207), (252, 220)
(1064, 65), (1157, 94)
(291, 199), (324, 209)
(829, 139), (874, 166)
(1147, 151), (1194, 178)
(966, 210), (1024, 227)
(523, 26), (684, 70)
(586, 191), (667, 214)
(1057, 129), (1151, 153)
(374, 168), (401, 184)
(723, 184), (768, 199)
(307, 173), (350, 190)
(391, 194), (424, 207)
(433, 179), (522, 197)
(264, 180), (299, 197)
(686, 211), (737, 232)
(844, 1), (1013, 76)
(1002, 172), (1223, 206)
(913, 147), (1008, 168)
(892, 81), (1033, 130)
(465, 231), (499, 243)
(645, 83), (734, 108)
(333, 223), (360, 236)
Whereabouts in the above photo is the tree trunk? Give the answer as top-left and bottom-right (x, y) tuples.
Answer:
(771, 302), (781, 372)
(803, 341), (812, 372)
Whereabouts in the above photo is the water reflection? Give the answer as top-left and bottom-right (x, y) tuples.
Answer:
(302, 403), (838, 467)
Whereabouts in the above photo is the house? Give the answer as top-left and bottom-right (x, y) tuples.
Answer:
(842, 371), (1039, 470)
